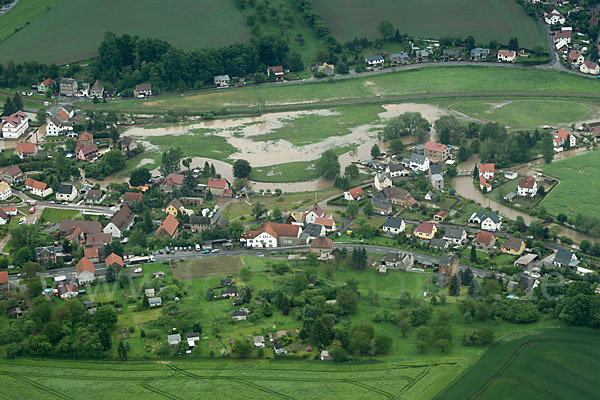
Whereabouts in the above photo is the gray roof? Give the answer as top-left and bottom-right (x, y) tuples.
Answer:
(391, 52), (409, 58)
(554, 249), (578, 266)
(383, 217), (404, 230)
(371, 195), (390, 211)
(58, 184), (74, 195)
(471, 48), (490, 55)
(148, 297), (162, 306)
(167, 334), (181, 343)
(303, 223), (324, 237)
(443, 49), (460, 56)
(439, 254), (458, 267)
(365, 55), (384, 61)
(430, 239), (448, 248)
(214, 74), (230, 81)
(410, 153), (427, 165)
(484, 212), (501, 224)
(504, 192), (517, 201)
(388, 163), (404, 172)
(432, 173), (443, 182)
(443, 226), (465, 240)
(429, 163), (443, 176)
(231, 310), (247, 317)
(190, 215), (211, 226)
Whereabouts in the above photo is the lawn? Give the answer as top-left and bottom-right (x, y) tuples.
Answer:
(39, 207), (79, 224)
(436, 327), (600, 399)
(0, 0), (62, 44)
(0, 0), (250, 63)
(89, 66), (600, 113)
(450, 100), (597, 127)
(313, 0), (545, 49)
(541, 150), (600, 221)
(173, 256), (244, 281)
(145, 131), (237, 163)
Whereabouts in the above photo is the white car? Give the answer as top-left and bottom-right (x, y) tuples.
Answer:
(133, 267), (142, 273)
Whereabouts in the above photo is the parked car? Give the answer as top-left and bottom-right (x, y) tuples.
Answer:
(202, 249), (210, 254)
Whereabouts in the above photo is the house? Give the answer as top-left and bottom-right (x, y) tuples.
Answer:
(58, 283), (79, 299)
(59, 78), (78, 96)
(231, 310), (247, 321)
(470, 210), (502, 232)
(83, 247), (102, 263)
(430, 238), (448, 250)
(86, 233), (113, 247)
(553, 249), (579, 268)
(161, 173), (184, 192)
(3, 165), (25, 185)
(438, 254), (459, 277)
(479, 163), (495, 180)
(254, 336), (266, 348)
(314, 217), (336, 233)
(313, 62), (335, 75)
(434, 211), (447, 222)
(431, 173), (444, 190)
(409, 153), (430, 172)
(15, 143), (37, 159)
(382, 187), (417, 207)
(37, 78), (54, 93)
(382, 251), (414, 271)
(60, 220), (102, 238)
(424, 141), (450, 162)
(25, 178), (53, 198)
(504, 171), (518, 180)
(242, 222), (302, 248)
(207, 178), (230, 196)
(134, 83), (152, 97)
(105, 253), (124, 271)
(544, 9), (565, 25)
(473, 230), (496, 252)
(274, 342), (287, 354)
(470, 48), (490, 60)
(391, 52), (409, 65)
(123, 191), (143, 205)
(1, 111), (29, 139)
(374, 172), (393, 191)
(580, 61), (600, 75)
(45, 116), (73, 136)
(103, 205), (135, 238)
(220, 279), (232, 287)
(517, 176), (538, 197)
(165, 198), (184, 216)
(414, 222), (437, 240)
(77, 143), (98, 161)
(382, 217), (405, 235)
(267, 65), (285, 81)
(442, 49), (460, 61)
(497, 50), (517, 63)
(310, 236), (334, 257)
(479, 175), (492, 192)
(515, 253), (538, 269)
(414, 49), (433, 62)
(568, 50), (584, 65)
(90, 80), (104, 98)
(371, 194), (392, 215)
(121, 136), (134, 154)
(555, 129), (576, 148)
(0, 271), (8, 291)
(300, 223), (326, 241)
(167, 334), (181, 345)
(343, 186), (364, 201)
(365, 55), (385, 68)
(305, 205), (326, 224)
(387, 163), (410, 178)
(85, 189), (105, 204)
(76, 257), (95, 285)
(155, 214), (179, 238)
(501, 237), (526, 255)
(190, 215), (211, 233)
(0, 182), (12, 202)
(7, 307), (23, 319)
(213, 75), (230, 87)
(443, 226), (467, 245)
(56, 184), (78, 202)
(553, 30), (572, 44)
(0, 209), (8, 225)
(221, 287), (238, 298)
(149, 297), (162, 308)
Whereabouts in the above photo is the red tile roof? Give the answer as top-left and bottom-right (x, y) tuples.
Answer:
(76, 257), (95, 275)
(4, 165), (23, 178)
(346, 186), (364, 200)
(568, 50), (581, 61)
(123, 192), (143, 203)
(207, 178), (227, 189)
(479, 163), (495, 173)
(556, 129), (572, 140)
(553, 31), (572, 40)
(40, 78), (54, 87)
(424, 141), (447, 153)
(474, 230), (494, 245)
(314, 217), (335, 227)
(311, 236), (333, 249)
(158, 214), (179, 237)
(84, 247), (99, 259)
(415, 221), (436, 235)
(268, 65), (284, 73)
(518, 176), (536, 189)
(0, 271), (8, 285)
(1, 111), (27, 127)
(308, 205), (324, 217)
(80, 143), (98, 155)
(79, 131), (93, 141)
(164, 173), (184, 186)
(16, 142), (36, 155)
(105, 253), (123, 267)
(498, 50), (516, 57)
(25, 178), (48, 191)
(244, 222), (300, 239)
(584, 60), (598, 69)
(480, 175), (491, 188)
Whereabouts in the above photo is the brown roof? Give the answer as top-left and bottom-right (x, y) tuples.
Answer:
(207, 178), (227, 189)
(1, 111), (27, 127)
(105, 253), (123, 268)
(79, 131), (93, 141)
(346, 186), (364, 199)
(268, 65), (284, 73)
(518, 176), (536, 189)
(80, 143), (98, 154)
(76, 257), (95, 276)
(168, 198), (183, 210)
(4, 165), (23, 178)
(424, 141), (447, 153)
(503, 237), (524, 251)
(498, 50), (516, 57)
(415, 222), (436, 235)
(157, 214), (179, 237)
(474, 230), (495, 245)
(244, 222), (300, 239)
(123, 192), (143, 203)
(16, 143), (36, 154)
(311, 236), (333, 249)
(84, 247), (99, 259)
(0, 271), (7, 285)
(135, 83), (151, 91)
(25, 178), (48, 191)
(86, 233), (113, 246)
(308, 205), (324, 217)
(86, 189), (104, 201)
(109, 205), (135, 231)
(164, 173), (184, 186)
(314, 217), (335, 228)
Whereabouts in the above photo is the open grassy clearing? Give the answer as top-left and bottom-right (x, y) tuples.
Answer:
(0, 0), (62, 44)
(0, 0), (250, 63)
(173, 256), (244, 281)
(39, 208), (79, 224)
(540, 150), (600, 221)
(90, 67), (600, 112)
(145, 131), (237, 163)
(450, 100), (597, 127)
(436, 328), (600, 399)
(313, 0), (544, 49)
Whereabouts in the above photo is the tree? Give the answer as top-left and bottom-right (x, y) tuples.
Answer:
(378, 20), (394, 41)
(336, 288), (358, 315)
(271, 208), (282, 221)
(541, 134), (554, 164)
(557, 213), (568, 224)
(252, 202), (267, 220)
(36, 108), (47, 125)
(373, 335), (393, 354)
(232, 338), (253, 358)
(159, 147), (182, 176)
(344, 164), (359, 179)
(508, 37), (519, 52)
(239, 267), (252, 282)
(346, 202), (359, 218)
(397, 318), (411, 337)
(227, 220), (244, 241)
(2, 97), (17, 116)
(142, 294), (150, 309)
(288, 52), (304, 72)
(389, 139), (405, 154)
(182, 157), (192, 170)
(434, 338), (451, 353)
(349, 322), (375, 354)
(129, 168), (151, 186)
(382, 112), (430, 142)
(233, 159), (252, 178)
(118, 339), (128, 360)
(470, 246), (477, 262)
(316, 150), (340, 180)
(449, 275), (460, 296)
(370, 144), (381, 158)
(363, 202), (374, 217)
(12, 92), (23, 110)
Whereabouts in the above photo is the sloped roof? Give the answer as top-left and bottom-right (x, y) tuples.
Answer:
(415, 222), (436, 235)
(207, 178), (227, 189)
(60, 220), (102, 235)
(25, 178), (48, 191)
(314, 217), (334, 227)
(383, 217), (404, 229)
(346, 186), (364, 199)
(109, 205), (135, 231)
(479, 163), (495, 173)
(86, 233), (112, 246)
(424, 141), (446, 153)
(244, 222), (300, 239)
(58, 184), (74, 195)
(4, 165), (23, 177)
(105, 253), (124, 267)
(443, 226), (465, 239)
(167, 198), (183, 210)
(123, 192), (143, 203)
(0, 271), (8, 285)
(503, 237), (524, 251)
(16, 142), (36, 154)
(158, 214), (179, 237)
(311, 236), (333, 249)
(76, 257), (95, 276)
(518, 176), (536, 189)
(474, 230), (495, 245)
(80, 143), (98, 154)
(79, 131), (93, 141)
(84, 247), (99, 259)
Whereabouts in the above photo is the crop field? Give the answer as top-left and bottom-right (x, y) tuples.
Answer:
(91, 67), (600, 113)
(312, 0), (545, 49)
(173, 256), (244, 281)
(436, 328), (600, 399)
(0, 0), (250, 63)
(540, 151), (600, 221)
(450, 100), (598, 128)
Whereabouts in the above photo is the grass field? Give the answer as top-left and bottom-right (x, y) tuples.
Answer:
(90, 67), (600, 112)
(39, 208), (79, 224)
(450, 100), (598, 127)
(541, 151), (600, 221)
(173, 256), (244, 281)
(436, 328), (600, 399)
(0, 0), (250, 63)
(313, 0), (545, 49)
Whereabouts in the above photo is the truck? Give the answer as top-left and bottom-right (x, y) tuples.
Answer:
(127, 255), (155, 265)
(29, 206), (35, 214)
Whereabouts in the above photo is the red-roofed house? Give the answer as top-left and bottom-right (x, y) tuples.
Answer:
(207, 178), (229, 196)
(343, 186), (364, 201)
(552, 30), (572, 44)
(123, 192), (143, 204)
(518, 176), (538, 197)
(155, 214), (179, 238)
(161, 173), (184, 192)
(305, 205), (326, 224)
(414, 222), (437, 240)
(474, 230), (496, 252)
(25, 178), (53, 197)
(76, 257), (95, 285)
(15, 143), (37, 159)
(479, 175), (492, 192)
(568, 50), (584, 65)
(314, 217), (337, 233)
(553, 129), (576, 151)
(1, 111), (29, 139)
(580, 61), (600, 75)
(37, 78), (54, 93)
(3, 165), (25, 185)
(479, 163), (495, 180)
(84, 247), (102, 263)
(105, 253), (124, 272)
(497, 50), (517, 63)
(424, 141), (450, 162)
(242, 222), (302, 248)
(77, 143), (98, 161)
(0, 270), (8, 290)
(78, 131), (94, 143)
(267, 66), (284, 81)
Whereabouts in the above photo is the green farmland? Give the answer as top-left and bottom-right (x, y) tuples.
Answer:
(541, 150), (600, 221)
(0, 0), (250, 63)
(437, 328), (600, 399)
(313, 0), (545, 49)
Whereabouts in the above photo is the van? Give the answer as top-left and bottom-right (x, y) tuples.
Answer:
(195, 244), (201, 252)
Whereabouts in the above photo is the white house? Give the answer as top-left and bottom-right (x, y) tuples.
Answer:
(305, 205), (325, 224)
(103, 205), (135, 238)
(374, 172), (393, 191)
(470, 210), (503, 232)
(0, 182), (12, 201)
(544, 10), (565, 25)
(554, 129), (576, 149)
(343, 186), (364, 201)
(443, 226), (467, 245)
(25, 178), (53, 198)
(517, 176), (538, 197)
(46, 117), (73, 136)
(497, 50), (517, 63)
(479, 163), (495, 181)
(76, 257), (95, 286)
(387, 163), (410, 178)
(243, 222), (301, 248)
(365, 55), (385, 68)
(1, 111), (29, 139)
(382, 217), (405, 235)
(409, 154), (430, 172)
(568, 50), (585, 65)
(213, 75), (230, 87)
(553, 30), (572, 44)
(56, 184), (78, 202)
(580, 61), (600, 75)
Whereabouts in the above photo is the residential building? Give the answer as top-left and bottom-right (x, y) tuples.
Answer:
(149, 297), (162, 308)
(305, 205), (326, 224)
(554, 129), (576, 148)
(497, 50), (517, 62)
(544, 9), (565, 25)
(364, 55), (385, 68)
(382, 217), (405, 235)
(515, 253), (538, 269)
(165, 198), (184, 216)
(553, 249), (579, 268)
(474, 230), (496, 252)
(105, 253), (124, 271)
(103, 205), (135, 238)
(85, 189), (105, 204)
(45, 116), (73, 136)
(434, 211), (446, 221)
(60, 220), (102, 238)
(442, 49), (460, 61)
(242, 222), (302, 248)
(553, 30), (572, 44)
(3, 165), (25, 184)
(267, 65), (284, 81)
(343, 186), (364, 201)
(382, 251), (414, 271)
(374, 172), (393, 191)
(409, 153), (430, 172)
(1, 111), (29, 139)
(414, 222), (437, 240)
(59, 78), (78, 96)
(580, 61), (600, 75)
(90, 80), (104, 98)
(84, 247), (102, 263)
(431, 173), (444, 190)
(15, 143), (37, 159)
(213, 75), (230, 87)
(35, 246), (58, 265)
(134, 83), (152, 97)
(479, 163), (495, 180)
(438, 254), (459, 277)
(313, 62), (335, 75)
(0, 182), (11, 201)
(470, 48), (490, 60)
(313, 217), (336, 233)
(517, 176), (538, 197)
(371, 194), (392, 215)
(501, 237), (526, 255)
(470, 210), (502, 231)
(415, 49), (433, 62)
(387, 163), (410, 178)
(0, 271), (7, 290)
(86, 233), (112, 247)
(123, 192), (143, 205)
(424, 141), (450, 162)
(167, 334), (181, 345)
(443, 226), (467, 245)
(155, 214), (179, 238)
(76, 257), (95, 285)
(231, 310), (247, 321)
(190, 215), (211, 233)
(25, 178), (52, 197)
(56, 184), (78, 202)
(391, 52), (409, 64)
(58, 284), (79, 299)
(568, 50), (584, 65)
(310, 235), (334, 257)
(382, 187), (417, 207)
(300, 223), (326, 241)
(77, 143), (98, 161)
(479, 175), (492, 192)
(37, 78), (54, 93)
(207, 178), (230, 196)
(161, 173), (184, 192)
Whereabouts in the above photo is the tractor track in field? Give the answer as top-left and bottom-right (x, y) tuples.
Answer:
(497, 377), (565, 399)
(1, 372), (73, 400)
(523, 351), (600, 388)
(141, 379), (183, 400)
(393, 366), (430, 400)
